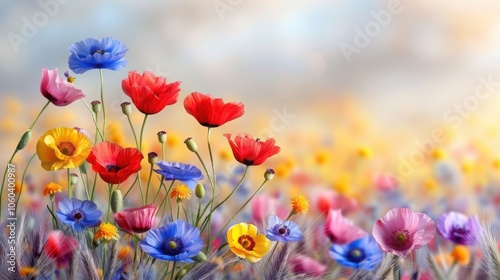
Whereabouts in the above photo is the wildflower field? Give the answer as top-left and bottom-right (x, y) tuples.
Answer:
(2, 1), (500, 280)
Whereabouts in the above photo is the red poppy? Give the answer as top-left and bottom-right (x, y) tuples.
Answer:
(224, 133), (280, 166)
(113, 204), (158, 234)
(87, 142), (143, 184)
(44, 231), (78, 267)
(184, 92), (245, 127)
(122, 71), (180, 115)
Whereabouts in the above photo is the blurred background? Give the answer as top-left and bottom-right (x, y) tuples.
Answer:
(3, 0), (500, 220)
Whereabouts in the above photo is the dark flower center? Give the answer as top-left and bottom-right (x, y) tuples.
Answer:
(347, 248), (366, 263)
(57, 142), (76, 156)
(106, 165), (121, 173)
(391, 229), (411, 249)
(238, 235), (256, 251)
(44, 92), (58, 102)
(74, 212), (83, 220)
(91, 50), (105, 55)
(279, 227), (287, 235)
(243, 159), (254, 165)
(162, 237), (184, 256)
(71, 210), (84, 221)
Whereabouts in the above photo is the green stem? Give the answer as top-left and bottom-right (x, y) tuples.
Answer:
(106, 184), (113, 222)
(46, 205), (59, 229)
(170, 262), (176, 280)
(161, 143), (165, 161)
(81, 99), (104, 141)
(67, 168), (72, 198)
(126, 114), (139, 149)
(214, 178), (268, 238)
(90, 172), (98, 201)
(195, 198), (202, 227)
(29, 100), (51, 130)
(159, 180), (175, 223)
(79, 168), (90, 200)
(145, 164), (154, 204)
(123, 176), (139, 199)
(99, 69), (106, 141)
(138, 175), (145, 205)
(50, 198), (58, 229)
(15, 152), (36, 213)
(152, 176), (165, 203)
(176, 204), (180, 220)
(139, 114), (148, 151)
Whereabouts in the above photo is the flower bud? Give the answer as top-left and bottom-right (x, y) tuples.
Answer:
(120, 102), (132, 116)
(195, 183), (205, 199)
(16, 130), (32, 151)
(184, 137), (198, 153)
(148, 152), (158, 165)
(111, 190), (123, 213)
(175, 269), (188, 279)
(264, 169), (275, 180)
(70, 173), (78, 185)
(157, 131), (167, 144)
(191, 251), (207, 262)
(91, 100), (101, 114)
(79, 162), (88, 175)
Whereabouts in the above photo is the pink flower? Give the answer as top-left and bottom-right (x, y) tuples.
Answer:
(289, 254), (327, 276)
(113, 204), (158, 234)
(44, 231), (78, 267)
(324, 209), (366, 244)
(40, 68), (85, 106)
(315, 190), (359, 215)
(373, 173), (398, 191)
(372, 208), (436, 258)
(251, 194), (288, 225)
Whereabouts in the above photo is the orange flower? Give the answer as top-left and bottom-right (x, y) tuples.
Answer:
(43, 182), (62, 196)
(170, 185), (191, 201)
(291, 194), (309, 215)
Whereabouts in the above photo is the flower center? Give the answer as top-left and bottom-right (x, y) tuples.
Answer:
(71, 210), (84, 221)
(392, 229), (411, 248)
(279, 227), (287, 235)
(347, 248), (366, 263)
(57, 142), (76, 156)
(91, 50), (105, 55)
(106, 165), (121, 172)
(238, 235), (256, 251)
(162, 237), (183, 256)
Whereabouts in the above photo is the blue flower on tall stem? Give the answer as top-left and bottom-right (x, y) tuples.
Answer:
(266, 215), (303, 242)
(329, 236), (383, 271)
(68, 37), (128, 74)
(140, 220), (204, 262)
(154, 161), (204, 188)
(56, 198), (102, 232)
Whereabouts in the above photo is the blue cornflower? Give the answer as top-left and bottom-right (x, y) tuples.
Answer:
(266, 215), (303, 242)
(56, 198), (102, 232)
(154, 161), (204, 189)
(329, 236), (383, 271)
(140, 220), (204, 262)
(68, 37), (128, 74)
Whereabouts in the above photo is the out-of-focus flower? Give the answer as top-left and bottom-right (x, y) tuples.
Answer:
(44, 230), (78, 265)
(74, 127), (91, 139)
(140, 220), (203, 262)
(329, 236), (383, 271)
(266, 215), (303, 242)
(113, 204), (158, 234)
(450, 245), (471, 265)
(95, 222), (120, 242)
(118, 246), (132, 262)
(251, 195), (288, 225)
(324, 209), (366, 244)
(36, 127), (92, 171)
(227, 223), (271, 263)
(86, 142), (143, 184)
(357, 146), (372, 158)
(122, 71), (180, 115)
(184, 92), (244, 127)
(224, 133), (280, 166)
(19, 266), (38, 277)
(373, 173), (398, 192)
(170, 185), (191, 201)
(289, 254), (327, 276)
(68, 37), (128, 74)
(437, 211), (480, 245)
(43, 182), (62, 196)
(315, 190), (359, 215)
(372, 208), (436, 258)
(40, 68), (85, 106)
(154, 161), (204, 189)
(56, 198), (102, 232)
(291, 194), (310, 215)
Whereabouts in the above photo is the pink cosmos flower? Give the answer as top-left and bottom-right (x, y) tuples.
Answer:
(372, 208), (436, 258)
(113, 204), (158, 234)
(289, 254), (327, 276)
(40, 68), (85, 106)
(324, 209), (366, 244)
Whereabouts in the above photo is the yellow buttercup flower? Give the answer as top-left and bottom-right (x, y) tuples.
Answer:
(291, 194), (310, 215)
(227, 223), (271, 263)
(43, 182), (62, 196)
(170, 184), (191, 201)
(36, 127), (92, 171)
(94, 222), (119, 242)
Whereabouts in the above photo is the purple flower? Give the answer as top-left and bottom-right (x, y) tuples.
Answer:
(266, 215), (303, 242)
(56, 198), (102, 232)
(154, 161), (204, 189)
(437, 211), (480, 245)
